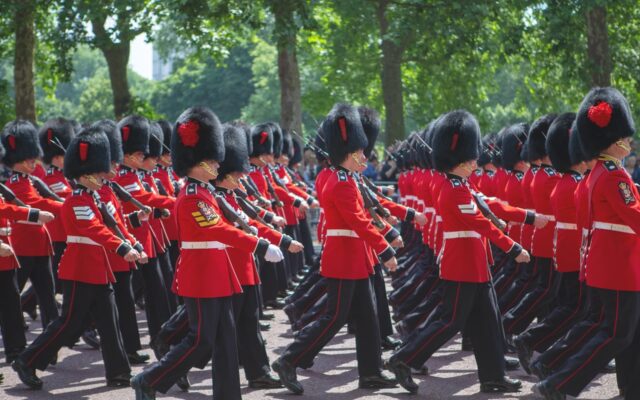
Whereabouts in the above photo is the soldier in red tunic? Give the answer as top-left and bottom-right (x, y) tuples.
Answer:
(272, 103), (399, 395)
(12, 126), (140, 390)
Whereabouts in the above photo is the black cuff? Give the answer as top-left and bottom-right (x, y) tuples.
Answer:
(153, 208), (162, 219)
(254, 238), (270, 259)
(378, 246), (395, 263)
(384, 228), (400, 244)
(129, 212), (142, 228)
(264, 212), (274, 224)
(405, 208), (416, 222)
(279, 234), (293, 251)
(116, 242), (133, 258)
(27, 208), (40, 223)
(292, 198), (302, 208)
(306, 197), (315, 206)
(133, 242), (144, 253)
(507, 243), (524, 259)
(524, 210), (536, 225)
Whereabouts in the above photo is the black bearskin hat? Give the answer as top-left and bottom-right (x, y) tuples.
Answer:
(217, 124), (250, 180)
(290, 137), (303, 167)
(171, 107), (225, 177)
(281, 129), (294, 159)
(63, 126), (111, 180)
(546, 112), (576, 173)
(250, 123), (274, 157)
(324, 103), (368, 166)
(147, 122), (164, 158)
(478, 133), (496, 167)
(157, 120), (172, 155)
(229, 120), (253, 156)
(569, 121), (590, 165)
(1, 120), (43, 167)
(91, 119), (123, 165)
(432, 110), (481, 172)
(269, 122), (283, 158)
(501, 123), (529, 171)
(576, 87), (635, 157)
(39, 118), (75, 164)
(118, 115), (150, 155)
(358, 106), (380, 158)
(527, 114), (557, 160)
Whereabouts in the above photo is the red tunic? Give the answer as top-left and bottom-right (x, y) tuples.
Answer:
(0, 199), (39, 270)
(153, 166), (180, 241)
(531, 165), (561, 258)
(550, 172), (582, 272)
(41, 166), (72, 242)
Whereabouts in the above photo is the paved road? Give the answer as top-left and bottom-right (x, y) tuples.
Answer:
(1, 290), (620, 399)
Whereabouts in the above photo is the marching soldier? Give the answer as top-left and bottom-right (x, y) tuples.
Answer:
(12, 126), (140, 389)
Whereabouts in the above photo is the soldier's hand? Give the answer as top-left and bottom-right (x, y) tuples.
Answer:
(384, 256), (398, 272)
(386, 214), (399, 225)
(414, 212), (427, 226)
(288, 240), (304, 253)
(515, 249), (530, 264)
(124, 249), (141, 262)
(161, 209), (171, 219)
(0, 242), (14, 257)
(309, 199), (319, 209)
(391, 236), (404, 248)
(272, 216), (286, 228)
(533, 214), (550, 229)
(138, 251), (149, 264)
(38, 211), (55, 224)
(139, 210), (151, 222)
(265, 244), (285, 263)
(298, 201), (309, 216)
(385, 185), (396, 195)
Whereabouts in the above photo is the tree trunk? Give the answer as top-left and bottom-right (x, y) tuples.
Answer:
(377, 0), (405, 146)
(274, 5), (303, 136)
(585, 5), (611, 87)
(100, 44), (132, 119)
(14, 1), (36, 122)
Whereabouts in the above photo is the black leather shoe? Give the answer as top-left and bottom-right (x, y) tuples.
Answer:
(127, 352), (150, 365)
(514, 335), (532, 374)
(480, 376), (522, 393)
(150, 335), (170, 360)
(82, 328), (100, 349)
(176, 375), (190, 392)
(259, 321), (271, 331)
(265, 299), (285, 309)
(359, 372), (398, 389)
(49, 353), (57, 366)
(381, 336), (402, 350)
(530, 360), (552, 380)
(411, 365), (429, 376)
(249, 372), (282, 389)
(130, 373), (156, 400)
(283, 304), (300, 325)
(107, 372), (131, 387)
(259, 312), (275, 321)
(272, 358), (303, 394)
(5, 348), (24, 364)
(505, 356), (521, 371)
(531, 381), (566, 399)
(12, 358), (43, 390)
(603, 359), (616, 373)
(386, 358), (418, 394)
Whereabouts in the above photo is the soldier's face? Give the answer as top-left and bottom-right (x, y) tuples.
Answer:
(142, 156), (158, 171)
(21, 159), (37, 174)
(127, 152), (145, 169)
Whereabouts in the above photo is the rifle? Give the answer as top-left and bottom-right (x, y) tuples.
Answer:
(97, 202), (127, 241)
(357, 182), (385, 229)
(153, 180), (173, 218)
(235, 194), (272, 227)
(213, 193), (254, 234)
(361, 175), (393, 202)
(0, 183), (27, 207)
(110, 182), (153, 214)
(30, 176), (64, 202)
(264, 174), (284, 208)
(471, 191), (507, 231)
(240, 178), (271, 208)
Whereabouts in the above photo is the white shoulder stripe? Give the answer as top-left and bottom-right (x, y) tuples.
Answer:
(123, 183), (141, 192)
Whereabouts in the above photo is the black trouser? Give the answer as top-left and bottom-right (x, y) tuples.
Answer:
(50, 241), (66, 295)
(233, 285), (271, 381)
(17, 256), (58, 329)
(142, 296), (240, 399)
(157, 250), (178, 314)
(281, 277), (382, 377)
(392, 280), (505, 383)
(259, 259), (279, 303)
(0, 269), (26, 356)
(545, 288), (640, 397)
(518, 273), (586, 352)
(371, 264), (393, 338)
(113, 270), (141, 354)
(284, 225), (302, 278)
(298, 217), (315, 266)
(19, 280), (130, 380)
(158, 304), (189, 347)
(498, 258), (537, 313)
(139, 257), (171, 340)
(503, 257), (562, 335)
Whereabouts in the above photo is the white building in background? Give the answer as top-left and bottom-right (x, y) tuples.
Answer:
(152, 48), (173, 81)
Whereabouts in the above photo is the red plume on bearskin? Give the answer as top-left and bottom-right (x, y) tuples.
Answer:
(47, 128), (53, 143)
(260, 131), (268, 145)
(79, 141), (89, 161)
(587, 101), (613, 128)
(450, 132), (459, 150)
(338, 117), (348, 142)
(121, 125), (130, 142)
(8, 135), (16, 150)
(178, 120), (200, 147)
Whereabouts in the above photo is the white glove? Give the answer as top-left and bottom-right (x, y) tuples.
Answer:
(264, 244), (284, 263)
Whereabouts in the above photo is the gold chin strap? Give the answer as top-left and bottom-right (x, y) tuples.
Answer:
(84, 175), (101, 188)
(351, 153), (367, 168)
(598, 153), (622, 167)
(226, 174), (238, 185)
(459, 163), (475, 174)
(199, 161), (218, 179)
(616, 140), (632, 152)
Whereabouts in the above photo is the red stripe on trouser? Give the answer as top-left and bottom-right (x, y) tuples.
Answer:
(505, 260), (539, 311)
(557, 291), (619, 390)
(533, 283), (583, 349)
(548, 307), (605, 368)
(28, 282), (77, 367)
(150, 299), (202, 387)
(507, 260), (552, 331)
(302, 288), (327, 314)
(405, 282), (461, 364)
(397, 274), (429, 303)
(292, 280), (342, 366)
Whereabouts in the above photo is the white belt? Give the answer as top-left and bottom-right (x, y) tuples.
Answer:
(592, 221), (635, 234)
(435, 216), (442, 222)
(181, 241), (227, 250)
(16, 221), (43, 226)
(443, 231), (481, 239)
(417, 200), (425, 206)
(0, 227), (11, 236)
(540, 214), (556, 221)
(67, 235), (99, 246)
(424, 207), (435, 214)
(556, 222), (577, 230)
(326, 229), (359, 238)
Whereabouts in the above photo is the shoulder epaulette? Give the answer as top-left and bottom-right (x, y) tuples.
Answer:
(186, 183), (199, 195)
(450, 178), (462, 187)
(337, 170), (348, 182)
(603, 161), (618, 171)
(474, 169), (482, 177)
(46, 167), (54, 176)
(118, 169), (128, 176)
(514, 171), (524, 181)
(544, 167), (556, 176)
(9, 175), (19, 183)
(72, 188), (84, 196)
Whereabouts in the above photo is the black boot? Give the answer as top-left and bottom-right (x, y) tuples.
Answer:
(107, 372), (132, 387)
(249, 372), (282, 389)
(272, 357), (303, 395)
(514, 335), (533, 374)
(176, 375), (190, 392)
(12, 358), (43, 390)
(127, 352), (150, 365)
(530, 360), (553, 380)
(358, 371), (398, 389)
(531, 381), (566, 400)
(387, 358), (418, 394)
(480, 376), (522, 393)
(381, 336), (402, 350)
(130, 373), (156, 400)
(505, 356), (521, 371)
(82, 328), (100, 350)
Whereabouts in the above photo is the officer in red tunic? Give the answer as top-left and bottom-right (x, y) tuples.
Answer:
(131, 107), (283, 400)
(12, 126), (140, 390)
(533, 88), (640, 400)
(272, 103), (399, 395)
(387, 110), (526, 395)
(2, 120), (62, 331)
